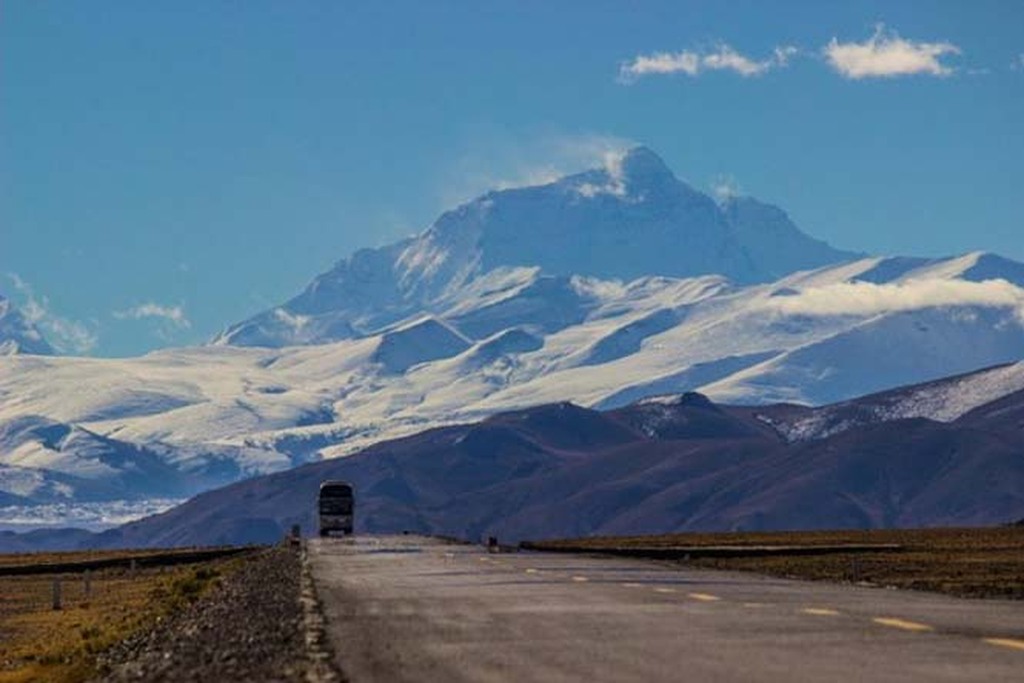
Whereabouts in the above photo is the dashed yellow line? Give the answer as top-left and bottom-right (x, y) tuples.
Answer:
(621, 582), (643, 588)
(873, 617), (933, 632)
(688, 593), (721, 602)
(984, 638), (1024, 652)
(743, 602), (767, 608)
(654, 587), (677, 594)
(524, 568), (539, 574)
(571, 576), (589, 583)
(802, 608), (841, 617)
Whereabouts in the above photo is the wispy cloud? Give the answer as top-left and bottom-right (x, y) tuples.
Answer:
(767, 279), (1024, 320)
(824, 24), (961, 79)
(618, 44), (797, 83)
(710, 174), (743, 203)
(113, 302), (191, 329)
(441, 131), (636, 207)
(1012, 54), (1024, 72)
(6, 273), (98, 354)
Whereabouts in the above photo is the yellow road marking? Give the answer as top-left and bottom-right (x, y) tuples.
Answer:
(524, 568), (539, 574)
(743, 602), (767, 608)
(984, 638), (1024, 651)
(571, 576), (589, 582)
(654, 587), (677, 594)
(688, 593), (721, 602)
(621, 582), (643, 588)
(873, 617), (933, 632)
(802, 608), (841, 616)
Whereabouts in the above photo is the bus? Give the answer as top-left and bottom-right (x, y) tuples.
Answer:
(318, 480), (354, 536)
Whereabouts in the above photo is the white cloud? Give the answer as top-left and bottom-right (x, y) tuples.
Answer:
(618, 44), (797, 83)
(710, 174), (743, 202)
(442, 131), (635, 206)
(8, 272), (29, 293)
(113, 302), (191, 329)
(272, 307), (310, 332)
(1012, 54), (1024, 71)
(766, 278), (1024, 320)
(6, 273), (98, 354)
(824, 24), (961, 79)
(620, 51), (700, 79)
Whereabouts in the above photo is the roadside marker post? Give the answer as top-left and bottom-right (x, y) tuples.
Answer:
(84, 570), (92, 599)
(51, 579), (62, 610)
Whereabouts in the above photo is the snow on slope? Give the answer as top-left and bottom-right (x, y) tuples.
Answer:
(757, 361), (1024, 443)
(703, 306), (1024, 406)
(371, 316), (471, 373)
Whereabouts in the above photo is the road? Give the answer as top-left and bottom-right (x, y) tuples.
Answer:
(308, 535), (1024, 682)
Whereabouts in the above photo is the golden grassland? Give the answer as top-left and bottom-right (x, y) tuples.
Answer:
(529, 527), (1024, 599)
(0, 555), (238, 683)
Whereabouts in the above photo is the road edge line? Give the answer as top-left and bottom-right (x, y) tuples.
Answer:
(300, 542), (346, 683)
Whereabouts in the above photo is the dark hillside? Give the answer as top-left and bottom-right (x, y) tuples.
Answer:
(78, 380), (1024, 549)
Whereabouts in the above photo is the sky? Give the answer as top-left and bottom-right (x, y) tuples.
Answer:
(2, 1), (1023, 357)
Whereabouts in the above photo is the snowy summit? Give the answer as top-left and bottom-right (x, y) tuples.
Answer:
(216, 147), (857, 348)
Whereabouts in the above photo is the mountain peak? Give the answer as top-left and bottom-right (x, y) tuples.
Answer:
(617, 146), (674, 183)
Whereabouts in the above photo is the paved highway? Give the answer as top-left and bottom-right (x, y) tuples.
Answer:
(308, 535), (1024, 682)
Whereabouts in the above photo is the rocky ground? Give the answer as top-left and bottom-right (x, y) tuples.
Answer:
(95, 545), (334, 682)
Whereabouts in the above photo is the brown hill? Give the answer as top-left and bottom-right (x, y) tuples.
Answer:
(72, 375), (1024, 550)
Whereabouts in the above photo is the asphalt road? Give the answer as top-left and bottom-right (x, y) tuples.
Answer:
(308, 535), (1024, 682)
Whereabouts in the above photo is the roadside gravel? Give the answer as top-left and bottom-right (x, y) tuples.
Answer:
(95, 546), (320, 682)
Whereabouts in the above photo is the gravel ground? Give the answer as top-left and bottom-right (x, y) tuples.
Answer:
(95, 546), (318, 682)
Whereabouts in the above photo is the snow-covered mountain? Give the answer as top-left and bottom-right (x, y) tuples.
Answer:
(2, 252), (1023, 518)
(0, 294), (53, 356)
(2, 148), (1023, 524)
(215, 147), (857, 348)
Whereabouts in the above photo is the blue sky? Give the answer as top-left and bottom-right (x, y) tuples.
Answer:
(3, 1), (1023, 356)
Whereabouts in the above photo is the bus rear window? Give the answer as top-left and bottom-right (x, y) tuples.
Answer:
(319, 498), (352, 515)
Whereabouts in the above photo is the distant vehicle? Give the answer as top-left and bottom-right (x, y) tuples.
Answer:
(318, 480), (354, 536)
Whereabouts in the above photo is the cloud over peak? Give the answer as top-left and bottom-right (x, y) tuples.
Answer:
(824, 25), (961, 79)
(6, 273), (98, 354)
(618, 44), (796, 83)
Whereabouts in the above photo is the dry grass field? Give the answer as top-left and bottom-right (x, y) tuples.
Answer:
(0, 553), (239, 683)
(528, 527), (1024, 600)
